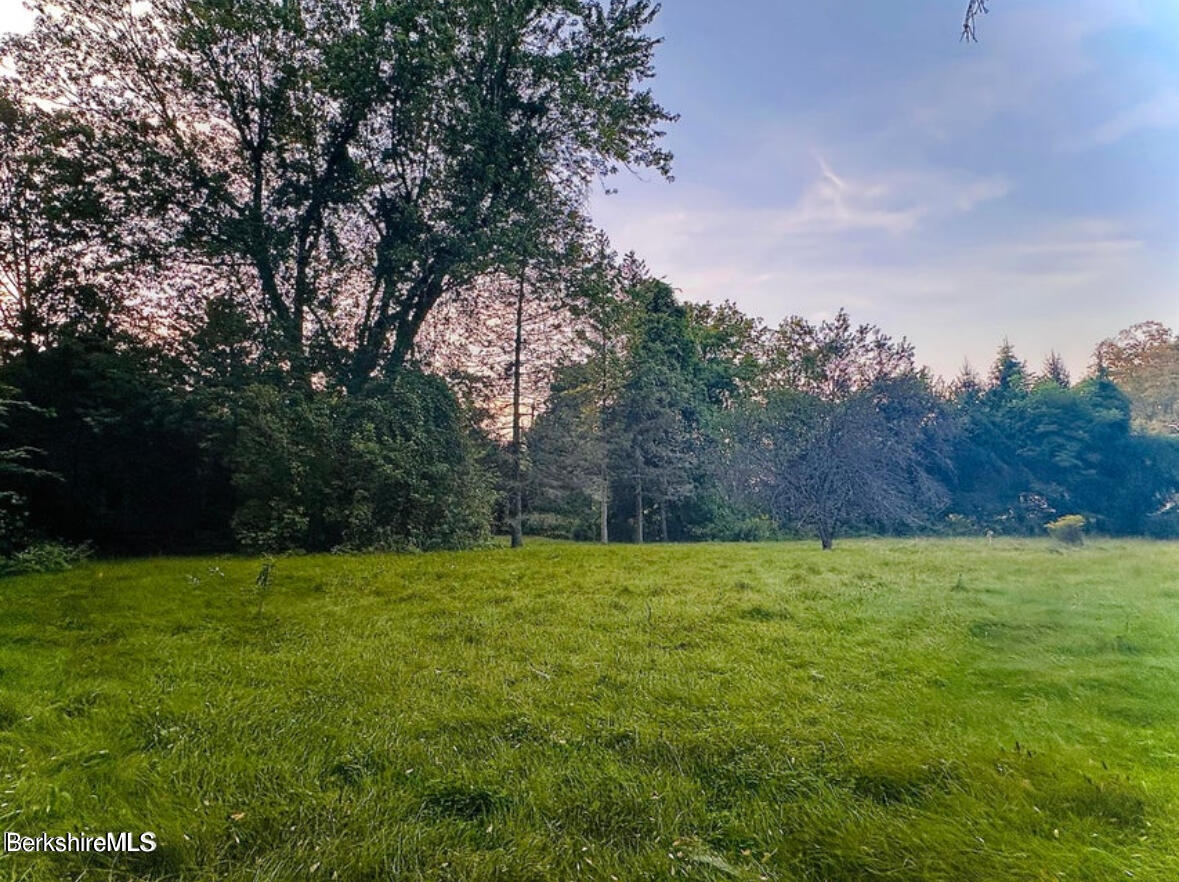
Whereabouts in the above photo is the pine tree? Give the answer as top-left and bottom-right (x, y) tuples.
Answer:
(1040, 351), (1071, 389)
(988, 339), (1029, 402)
(609, 277), (699, 543)
(953, 360), (983, 402)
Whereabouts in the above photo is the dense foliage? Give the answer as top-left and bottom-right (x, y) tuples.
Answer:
(230, 375), (494, 552)
(0, 1), (1175, 554)
(525, 265), (1179, 548)
(0, 0), (674, 554)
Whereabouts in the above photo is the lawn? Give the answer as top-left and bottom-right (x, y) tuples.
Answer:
(1, 539), (1177, 881)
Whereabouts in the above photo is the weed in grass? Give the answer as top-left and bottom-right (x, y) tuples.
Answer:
(738, 604), (791, 622)
(1042, 776), (1146, 830)
(847, 758), (960, 806)
(1114, 634), (1140, 655)
(323, 751), (384, 788)
(57, 689), (101, 719)
(250, 556), (276, 615)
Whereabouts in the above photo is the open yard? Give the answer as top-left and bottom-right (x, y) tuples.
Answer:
(1, 539), (1177, 881)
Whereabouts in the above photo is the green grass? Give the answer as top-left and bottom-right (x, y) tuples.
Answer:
(2, 538), (1178, 881)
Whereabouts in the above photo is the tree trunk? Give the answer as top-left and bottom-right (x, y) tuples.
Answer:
(597, 324), (611, 545)
(599, 457), (609, 544)
(819, 523), (834, 550)
(509, 276), (525, 548)
(660, 499), (668, 542)
(633, 473), (644, 544)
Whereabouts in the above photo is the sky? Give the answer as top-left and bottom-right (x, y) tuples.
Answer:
(2, 1), (1176, 380)
(0, 2), (29, 37)
(589, 0), (1179, 380)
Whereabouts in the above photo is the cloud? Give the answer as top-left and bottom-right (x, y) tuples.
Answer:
(593, 170), (1168, 380)
(761, 155), (1009, 238)
(596, 156), (1009, 259)
(780, 156), (922, 236)
(587, 0), (1178, 381)
(1080, 91), (1179, 147)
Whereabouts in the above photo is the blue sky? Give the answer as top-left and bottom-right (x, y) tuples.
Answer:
(3, 1), (1176, 379)
(590, 0), (1179, 379)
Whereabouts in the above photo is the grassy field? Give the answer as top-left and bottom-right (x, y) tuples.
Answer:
(1, 539), (1177, 881)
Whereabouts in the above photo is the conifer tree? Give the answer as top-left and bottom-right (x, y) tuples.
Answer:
(1040, 351), (1071, 389)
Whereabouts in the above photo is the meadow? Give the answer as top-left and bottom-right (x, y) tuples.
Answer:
(1, 539), (1177, 881)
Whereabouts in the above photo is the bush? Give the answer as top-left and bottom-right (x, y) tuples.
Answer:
(230, 373), (495, 553)
(1, 541), (92, 576)
(722, 515), (780, 542)
(1, 339), (234, 554)
(1045, 514), (1086, 545)
(522, 510), (594, 541)
(1144, 503), (1179, 539)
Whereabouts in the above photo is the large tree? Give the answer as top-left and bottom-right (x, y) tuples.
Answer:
(608, 271), (699, 543)
(1095, 322), (1179, 435)
(730, 378), (946, 550)
(761, 309), (916, 400)
(8, 0), (675, 389)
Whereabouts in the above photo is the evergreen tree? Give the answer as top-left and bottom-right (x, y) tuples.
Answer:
(527, 360), (611, 540)
(608, 277), (699, 543)
(1039, 351), (1071, 389)
(987, 339), (1029, 403)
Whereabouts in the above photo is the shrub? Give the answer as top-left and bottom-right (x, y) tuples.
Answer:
(522, 510), (594, 541)
(230, 373), (494, 553)
(725, 515), (780, 542)
(1045, 514), (1086, 545)
(1, 541), (92, 576)
(1144, 504), (1179, 539)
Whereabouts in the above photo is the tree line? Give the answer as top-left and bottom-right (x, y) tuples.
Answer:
(1, 0), (1176, 555)
(525, 259), (1179, 548)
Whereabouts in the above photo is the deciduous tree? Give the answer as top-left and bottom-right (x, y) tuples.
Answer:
(9, 0), (676, 389)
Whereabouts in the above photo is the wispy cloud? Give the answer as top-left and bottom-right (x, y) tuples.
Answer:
(595, 173), (1167, 379)
(1079, 91), (1179, 147)
(764, 155), (1009, 238)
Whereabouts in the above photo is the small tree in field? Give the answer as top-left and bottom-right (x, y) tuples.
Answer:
(728, 312), (946, 549)
(730, 380), (944, 549)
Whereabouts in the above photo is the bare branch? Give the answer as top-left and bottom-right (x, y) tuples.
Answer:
(961, 0), (989, 42)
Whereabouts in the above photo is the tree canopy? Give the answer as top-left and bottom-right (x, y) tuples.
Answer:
(0, 1), (1175, 556)
(6, 0), (675, 389)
